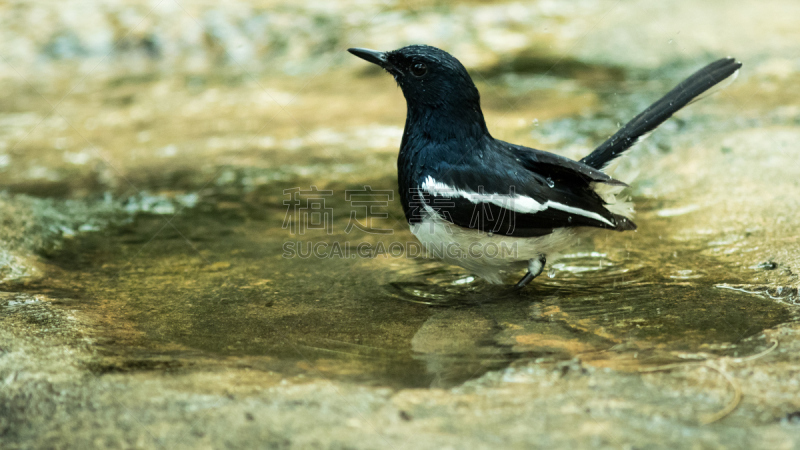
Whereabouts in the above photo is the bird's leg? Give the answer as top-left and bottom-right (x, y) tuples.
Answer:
(513, 255), (546, 290)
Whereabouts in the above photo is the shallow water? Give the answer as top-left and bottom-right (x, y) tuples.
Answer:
(19, 175), (790, 389)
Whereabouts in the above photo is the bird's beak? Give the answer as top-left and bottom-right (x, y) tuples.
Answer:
(348, 48), (391, 69)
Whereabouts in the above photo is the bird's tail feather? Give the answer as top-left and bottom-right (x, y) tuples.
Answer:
(581, 57), (742, 171)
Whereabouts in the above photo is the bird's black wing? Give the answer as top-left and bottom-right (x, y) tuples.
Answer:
(415, 143), (635, 237)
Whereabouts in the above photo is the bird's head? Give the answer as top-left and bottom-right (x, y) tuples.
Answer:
(348, 45), (482, 112)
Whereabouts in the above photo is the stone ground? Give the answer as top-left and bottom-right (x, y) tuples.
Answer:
(2, 0), (800, 448)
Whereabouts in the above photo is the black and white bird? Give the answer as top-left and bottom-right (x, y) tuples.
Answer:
(348, 45), (741, 288)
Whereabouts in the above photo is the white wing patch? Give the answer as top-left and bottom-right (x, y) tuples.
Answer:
(420, 175), (615, 227)
(545, 201), (615, 226)
(421, 175), (544, 213)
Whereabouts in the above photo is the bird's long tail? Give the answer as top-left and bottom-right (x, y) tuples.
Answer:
(581, 57), (742, 170)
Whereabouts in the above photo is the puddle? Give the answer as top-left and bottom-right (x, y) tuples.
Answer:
(17, 183), (792, 389)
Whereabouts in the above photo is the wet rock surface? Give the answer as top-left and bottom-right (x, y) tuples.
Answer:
(2, 0), (800, 447)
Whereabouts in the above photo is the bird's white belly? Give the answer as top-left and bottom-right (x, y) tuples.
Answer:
(409, 205), (579, 284)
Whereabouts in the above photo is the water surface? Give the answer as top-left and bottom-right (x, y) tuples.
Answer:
(30, 184), (792, 388)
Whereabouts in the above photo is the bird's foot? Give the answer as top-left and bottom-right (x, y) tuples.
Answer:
(513, 255), (546, 290)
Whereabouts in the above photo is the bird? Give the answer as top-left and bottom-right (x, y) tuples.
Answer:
(348, 45), (741, 289)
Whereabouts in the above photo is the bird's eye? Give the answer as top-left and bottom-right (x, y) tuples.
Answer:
(410, 63), (428, 77)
